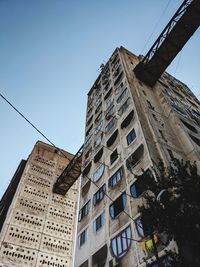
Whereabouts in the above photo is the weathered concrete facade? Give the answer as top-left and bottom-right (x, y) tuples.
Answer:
(75, 47), (200, 267)
(0, 141), (79, 267)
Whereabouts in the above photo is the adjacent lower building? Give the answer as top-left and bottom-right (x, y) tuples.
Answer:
(0, 141), (79, 267)
(74, 46), (200, 267)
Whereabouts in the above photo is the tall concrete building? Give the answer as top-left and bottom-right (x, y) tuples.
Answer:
(75, 47), (200, 267)
(0, 141), (79, 267)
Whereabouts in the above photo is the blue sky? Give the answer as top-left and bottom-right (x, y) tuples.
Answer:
(0, 0), (199, 198)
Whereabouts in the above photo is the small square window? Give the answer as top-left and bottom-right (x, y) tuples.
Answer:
(126, 129), (136, 145)
(110, 149), (118, 165)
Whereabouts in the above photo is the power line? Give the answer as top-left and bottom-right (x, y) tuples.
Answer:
(140, 0), (172, 55)
(0, 92), (71, 161)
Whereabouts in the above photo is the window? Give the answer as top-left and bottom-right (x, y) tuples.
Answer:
(115, 82), (124, 95)
(105, 117), (116, 133)
(130, 178), (145, 198)
(189, 134), (200, 146)
(104, 88), (112, 101)
(105, 95), (112, 108)
(95, 102), (102, 114)
(78, 228), (88, 247)
(111, 225), (132, 258)
(114, 71), (123, 86)
(116, 88), (128, 104)
(94, 147), (103, 163)
(107, 130), (118, 147)
(159, 129), (167, 142)
(118, 98), (131, 116)
(93, 211), (106, 232)
(108, 166), (124, 187)
(84, 135), (92, 150)
(86, 115), (93, 127)
(82, 162), (92, 177)
(146, 100), (154, 110)
(94, 120), (103, 135)
(95, 112), (102, 124)
(110, 149), (118, 165)
(109, 192), (126, 219)
(135, 218), (144, 238)
(93, 184), (106, 205)
(86, 124), (93, 137)
(180, 118), (198, 133)
(94, 133), (103, 148)
(126, 129), (136, 145)
(121, 110), (134, 129)
(92, 164), (105, 182)
(152, 113), (158, 121)
(126, 144), (144, 171)
(78, 201), (91, 221)
(105, 104), (115, 120)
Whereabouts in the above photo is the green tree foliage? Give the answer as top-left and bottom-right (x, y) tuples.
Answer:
(139, 159), (200, 267)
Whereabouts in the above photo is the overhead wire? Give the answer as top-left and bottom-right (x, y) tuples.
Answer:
(140, 0), (173, 55)
(0, 92), (72, 161)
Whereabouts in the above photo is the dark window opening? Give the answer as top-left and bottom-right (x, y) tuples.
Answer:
(159, 129), (167, 142)
(121, 110), (134, 129)
(107, 130), (118, 147)
(142, 90), (146, 96)
(104, 88), (113, 101)
(93, 184), (106, 205)
(92, 244), (108, 267)
(180, 118), (198, 133)
(110, 149), (118, 165)
(95, 102), (102, 114)
(82, 162), (92, 177)
(116, 88), (128, 104)
(86, 115), (93, 127)
(94, 148), (104, 163)
(126, 144), (144, 171)
(126, 129), (136, 145)
(95, 112), (102, 124)
(146, 100), (154, 110)
(108, 166), (124, 188)
(109, 192), (126, 219)
(189, 134), (200, 147)
(114, 71), (123, 86)
(152, 113), (158, 121)
(86, 125), (93, 137)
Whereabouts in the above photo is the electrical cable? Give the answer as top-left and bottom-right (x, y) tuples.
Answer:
(0, 92), (71, 161)
(140, 0), (172, 55)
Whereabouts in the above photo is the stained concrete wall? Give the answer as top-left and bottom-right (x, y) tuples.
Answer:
(0, 141), (79, 267)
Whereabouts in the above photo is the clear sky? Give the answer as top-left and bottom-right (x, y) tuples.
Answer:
(0, 0), (199, 198)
